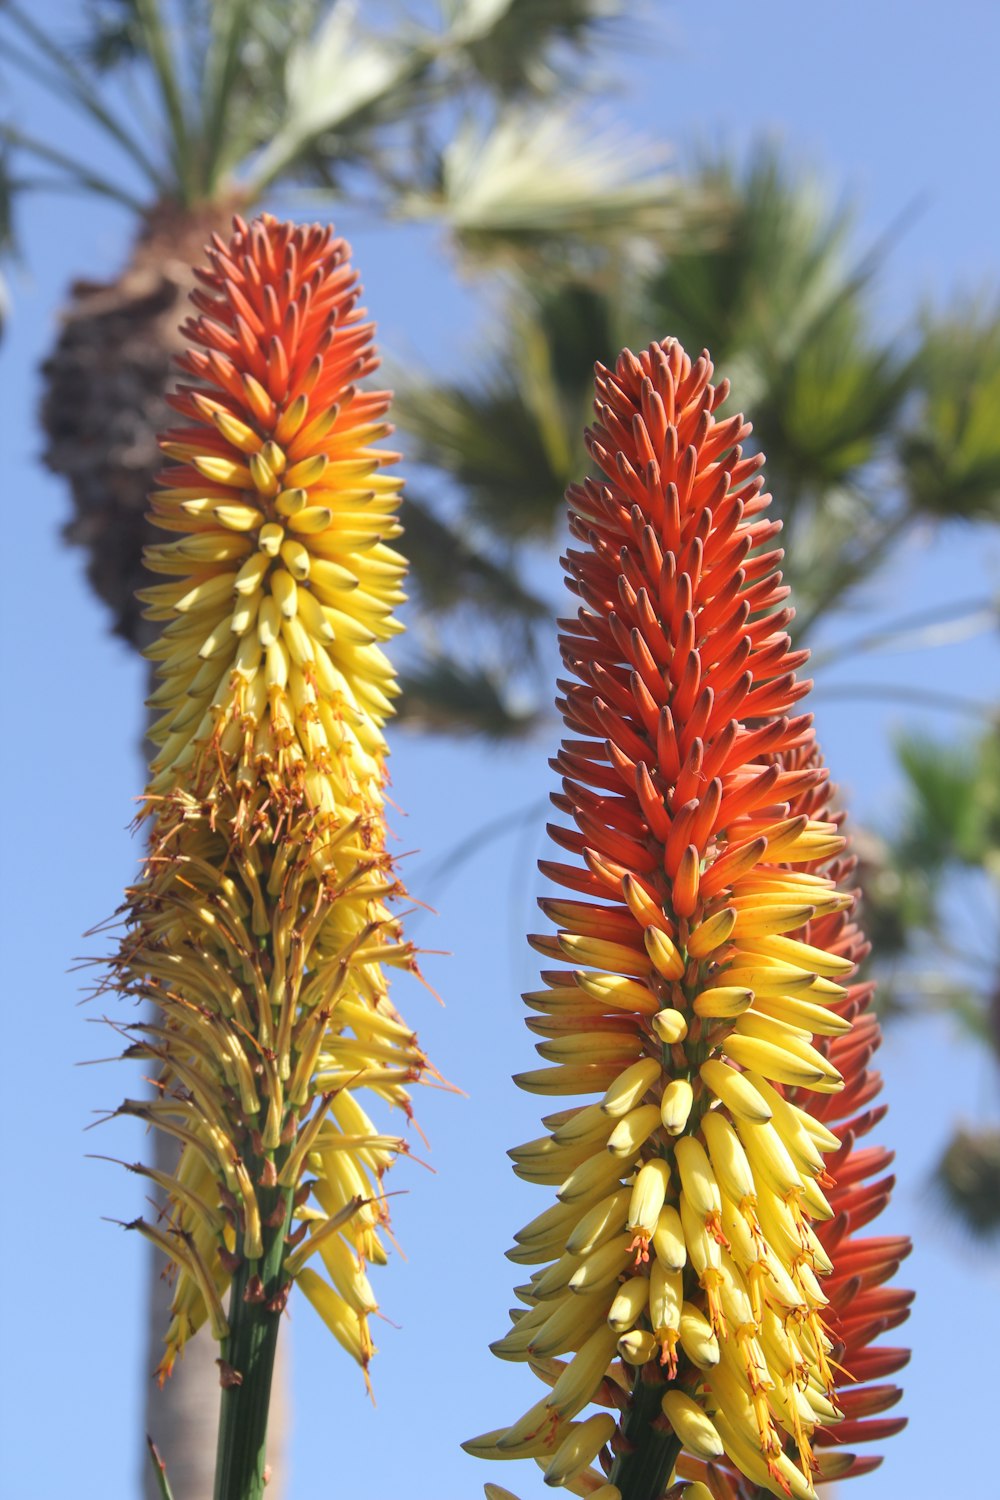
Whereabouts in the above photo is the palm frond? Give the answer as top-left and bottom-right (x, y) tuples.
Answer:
(811, 595), (1000, 671)
(397, 277), (632, 542)
(78, 0), (147, 71)
(1, 1), (164, 186)
(191, 0), (330, 192)
(395, 278), (632, 718)
(246, 4), (437, 193)
(852, 826), (936, 960)
(639, 148), (923, 631)
(401, 494), (549, 626)
(131, 0), (192, 194)
(440, 0), (629, 96)
(397, 362), (579, 542)
(758, 321), (912, 500)
(398, 653), (540, 737)
(644, 149), (856, 381)
(0, 125), (149, 211)
(933, 1127), (1000, 1239)
(900, 301), (1000, 522)
(894, 731), (1000, 872)
(0, 141), (15, 337)
(646, 149), (913, 478)
(198, 0), (254, 195)
(402, 376), (568, 537)
(405, 107), (703, 261)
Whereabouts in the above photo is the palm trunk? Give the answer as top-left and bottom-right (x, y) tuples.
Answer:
(41, 205), (237, 648)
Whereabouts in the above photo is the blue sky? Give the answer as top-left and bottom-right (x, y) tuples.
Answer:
(2, 3), (999, 1498)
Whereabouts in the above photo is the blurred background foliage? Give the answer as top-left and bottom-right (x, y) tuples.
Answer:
(2, 0), (998, 1489)
(859, 728), (999, 1238)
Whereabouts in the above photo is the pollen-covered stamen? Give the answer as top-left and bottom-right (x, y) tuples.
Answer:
(471, 337), (909, 1500)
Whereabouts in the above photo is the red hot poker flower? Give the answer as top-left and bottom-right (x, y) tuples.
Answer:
(106, 216), (433, 1405)
(465, 340), (910, 1500)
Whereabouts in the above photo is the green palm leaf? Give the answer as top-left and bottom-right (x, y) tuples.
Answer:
(401, 494), (549, 627)
(934, 1127), (1000, 1239)
(901, 302), (1000, 522)
(247, 4), (437, 193)
(398, 652), (540, 736)
(397, 276), (627, 541)
(644, 150), (855, 377)
(895, 730), (1000, 871)
(406, 107), (704, 261)
(644, 149), (920, 629)
(441, 0), (628, 96)
(863, 725), (999, 1239)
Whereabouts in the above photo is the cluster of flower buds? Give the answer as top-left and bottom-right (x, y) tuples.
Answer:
(466, 340), (910, 1500)
(104, 215), (431, 1382)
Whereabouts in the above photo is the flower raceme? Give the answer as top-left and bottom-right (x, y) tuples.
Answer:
(466, 341), (910, 1500)
(102, 215), (433, 1385)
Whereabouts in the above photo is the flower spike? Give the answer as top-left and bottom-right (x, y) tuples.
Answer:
(101, 215), (433, 1392)
(470, 340), (910, 1500)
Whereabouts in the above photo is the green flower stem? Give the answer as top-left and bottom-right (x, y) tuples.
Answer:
(608, 1372), (683, 1500)
(146, 1436), (176, 1500)
(213, 1178), (295, 1500)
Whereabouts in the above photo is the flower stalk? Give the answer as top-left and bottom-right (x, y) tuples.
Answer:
(467, 340), (911, 1500)
(146, 1438), (177, 1500)
(213, 1181), (294, 1500)
(99, 214), (435, 1492)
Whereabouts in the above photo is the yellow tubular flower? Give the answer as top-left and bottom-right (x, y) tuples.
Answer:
(102, 215), (435, 1388)
(468, 340), (909, 1500)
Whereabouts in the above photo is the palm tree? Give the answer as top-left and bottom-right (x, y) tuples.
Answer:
(2, 3), (717, 1492)
(3, 0), (703, 666)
